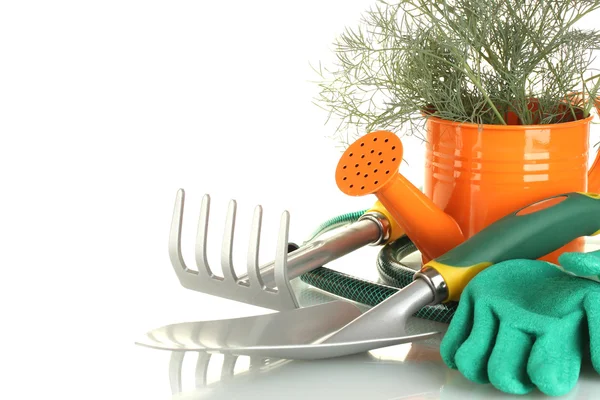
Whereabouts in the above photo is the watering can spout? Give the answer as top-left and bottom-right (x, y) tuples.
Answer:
(335, 130), (465, 263)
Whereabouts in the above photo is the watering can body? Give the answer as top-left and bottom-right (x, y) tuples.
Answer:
(424, 114), (600, 263)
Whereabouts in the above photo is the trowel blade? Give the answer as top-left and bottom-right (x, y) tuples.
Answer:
(136, 300), (442, 360)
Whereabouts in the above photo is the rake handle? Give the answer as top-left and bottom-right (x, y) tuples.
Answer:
(237, 218), (382, 287)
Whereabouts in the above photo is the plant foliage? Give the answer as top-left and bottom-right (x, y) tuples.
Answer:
(315, 0), (600, 144)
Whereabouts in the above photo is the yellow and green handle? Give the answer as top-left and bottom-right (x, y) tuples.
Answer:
(425, 192), (600, 302)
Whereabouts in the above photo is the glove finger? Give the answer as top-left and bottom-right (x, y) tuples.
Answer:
(440, 289), (475, 369)
(558, 250), (600, 277)
(527, 321), (583, 396)
(487, 323), (534, 394)
(584, 292), (600, 374)
(453, 303), (499, 384)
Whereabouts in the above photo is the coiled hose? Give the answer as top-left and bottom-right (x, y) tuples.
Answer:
(300, 211), (458, 323)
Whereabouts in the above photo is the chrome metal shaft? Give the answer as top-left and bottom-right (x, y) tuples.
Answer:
(238, 215), (385, 288)
(320, 278), (436, 344)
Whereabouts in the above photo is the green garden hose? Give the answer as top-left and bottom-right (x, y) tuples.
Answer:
(304, 209), (369, 243)
(300, 211), (458, 323)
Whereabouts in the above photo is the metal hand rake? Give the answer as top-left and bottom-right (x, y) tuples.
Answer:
(168, 188), (389, 311)
(169, 189), (299, 311)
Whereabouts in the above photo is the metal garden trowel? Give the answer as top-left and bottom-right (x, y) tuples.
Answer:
(136, 300), (443, 360)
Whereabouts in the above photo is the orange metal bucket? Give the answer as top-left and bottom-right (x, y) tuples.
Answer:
(424, 113), (600, 263)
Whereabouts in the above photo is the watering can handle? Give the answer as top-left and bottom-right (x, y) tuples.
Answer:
(566, 93), (600, 192)
(422, 192), (600, 302)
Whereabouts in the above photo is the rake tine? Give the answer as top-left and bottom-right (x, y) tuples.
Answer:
(247, 205), (266, 291)
(169, 189), (193, 278)
(221, 200), (239, 282)
(168, 351), (185, 395)
(195, 194), (214, 277)
(195, 352), (211, 388)
(168, 189), (302, 311)
(274, 211), (299, 308)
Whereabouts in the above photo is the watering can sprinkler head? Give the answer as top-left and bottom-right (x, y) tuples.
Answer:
(335, 130), (465, 263)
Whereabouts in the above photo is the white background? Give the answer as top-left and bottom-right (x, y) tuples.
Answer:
(1, 1), (599, 399)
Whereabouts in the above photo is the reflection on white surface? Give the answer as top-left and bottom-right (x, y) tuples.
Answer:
(159, 342), (600, 400)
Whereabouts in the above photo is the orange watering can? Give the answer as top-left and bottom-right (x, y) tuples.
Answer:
(336, 111), (600, 264)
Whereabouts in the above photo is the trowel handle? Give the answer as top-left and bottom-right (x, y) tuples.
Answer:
(423, 192), (600, 302)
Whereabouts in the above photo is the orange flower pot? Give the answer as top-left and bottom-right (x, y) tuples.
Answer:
(424, 111), (600, 263)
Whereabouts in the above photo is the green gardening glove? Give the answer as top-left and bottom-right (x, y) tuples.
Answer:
(439, 258), (600, 396)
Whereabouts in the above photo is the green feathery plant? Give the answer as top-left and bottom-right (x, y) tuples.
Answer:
(315, 0), (600, 146)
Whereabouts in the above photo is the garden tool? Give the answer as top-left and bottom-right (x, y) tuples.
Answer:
(169, 190), (403, 311)
(136, 300), (441, 359)
(300, 235), (459, 324)
(138, 192), (600, 359)
(440, 252), (600, 397)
